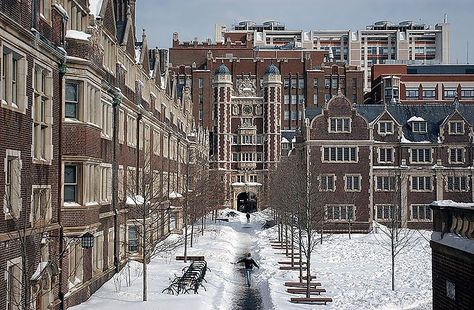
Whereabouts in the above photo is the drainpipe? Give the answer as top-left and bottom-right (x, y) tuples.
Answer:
(111, 88), (121, 273)
(136, 113), (142, 195)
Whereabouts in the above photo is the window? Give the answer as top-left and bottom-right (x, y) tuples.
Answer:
(375, 176), (396, 191)
(108, 228), (115, 267)
(284, 95), (289, 104)
(153, 130), (161, 155)
(345, 175), (361, 191)
(298, 96), (305, 104)
(326, 205), (355, 221)
(411, 205), (432, 221)
(241, 135), (254, 144)
(31, 186), (52, 227)
(68, 242), (83, 288)
(100, 165), (112, 202)
(64, 165), (78, 203)
(198, 78), (204, 89)
(128, 226), (138, 252)
(284, 110), (289, 120)
(33, 65), (53, 162)
(241, 153), (254, 162)
(448, 121), (464, 134)
(313, 92), (318, 105)
(449, 148), (464, 164)
(378, 121), (394, 135)
(324, 78), (330, 88)
(249, 175), (258, 183)
(378, 148), (394, 163)
(331, 77), (338, 89)
(313, 79), (318, 88)
(65, 82), (79, 119)
(406, 89), (419, 98)
(291, 95), (297, 104)
(461, 88), (474, 98)
(376, 205), (399, 221)
(118, 109), (125, 143)
(322, 147), (357, 162)
(39, 0), (51, 21)
(329, 118), (351, 133)
(411, 176), (432, 191)
(444, 88), (457, 99)
(6, 258), (22, 310)
(1, 45), (27, 112)
(291, 111), (297, 120)
(320, 174), (335, 191)
(101, 99), (112, 137)
(236, 175), (245, 183)
(298, 79), (304, 89)
(422, 89), (436, 99)
(126, 115), (137, 147)
(256, 152), (263, 161)
(4, 151), (21, 218)
(412, 121), (427, 133)
(447, 176), (468, 191)
(284, 78), (289, 88)
(411, 148), (432, 163)
(291, 79), (297, 89)
(324, 93), (331, 103)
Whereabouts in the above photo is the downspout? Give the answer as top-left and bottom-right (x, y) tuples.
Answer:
(111, 88), (121, 273)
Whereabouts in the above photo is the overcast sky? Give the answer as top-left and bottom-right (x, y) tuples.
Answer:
(136, 0), (474, 64)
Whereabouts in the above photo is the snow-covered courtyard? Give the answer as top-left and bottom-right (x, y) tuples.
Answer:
(71, 210), (432, 310)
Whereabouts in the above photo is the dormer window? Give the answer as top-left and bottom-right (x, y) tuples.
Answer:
(448, 121), (464, 135)
(378, 121), (394, 135)
(408, 117), (427, 133)
(329, 117), (351, 133)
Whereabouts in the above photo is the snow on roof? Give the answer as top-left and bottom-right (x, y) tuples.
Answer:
(53, 3), (68, 18)
(231, 182), (245, 186)
(291, 137), (296, 142)
(281, 137), (289, 143)
(88, 0), (104, 17)
(169, 191), (183, 199)
(431, 232), (474, 255)
(135, 47), (141, 64)
(31, 262), (49, 281)
(66, 30), (91, 41)
(246, 182), (262, 186)
(431, 200), (474, 209)
(400, 132), (430, 144)
(126, 195), (145, 205)
(407, 116), (425, 123)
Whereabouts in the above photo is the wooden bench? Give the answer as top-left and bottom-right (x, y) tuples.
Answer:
(287, 288), (326, 295)
(290, 297), (333, 305)
(176, 255), (205, 261)
(215, 218), (229, 222)
(284, 282), (321, 287)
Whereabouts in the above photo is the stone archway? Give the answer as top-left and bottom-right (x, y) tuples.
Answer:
(237, 191), (257, 213)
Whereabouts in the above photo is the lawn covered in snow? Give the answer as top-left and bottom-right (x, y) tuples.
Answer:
(71, 209), (432, 310)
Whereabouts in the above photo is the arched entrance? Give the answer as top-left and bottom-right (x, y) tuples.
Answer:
(237, 192), (257, 213)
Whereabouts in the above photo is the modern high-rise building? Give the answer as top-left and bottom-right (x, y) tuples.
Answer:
(216, 18), (450, 91)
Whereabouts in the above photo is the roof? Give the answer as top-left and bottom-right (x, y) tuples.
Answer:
(264, 64), (280, 75)
(407, 65), (474, 75)
(215, 63), (231, 75)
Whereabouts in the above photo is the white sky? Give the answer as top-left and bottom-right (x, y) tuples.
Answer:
(136, 0), (474, 64)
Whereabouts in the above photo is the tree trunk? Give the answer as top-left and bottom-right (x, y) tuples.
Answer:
(306, 227), (311, 299)
(190, 214), (194, 248)
(391, 226), (395, 291)
(142, 223), (147, 301)
(290, 214), (295, 267)
(285, 222), (289, 256)
(298, 222), (303, 283)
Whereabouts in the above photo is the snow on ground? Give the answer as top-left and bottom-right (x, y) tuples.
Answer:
(72, 209), (432, 310)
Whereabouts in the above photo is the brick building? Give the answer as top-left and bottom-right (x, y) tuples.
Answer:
(1, 0), (208, 309)
(215, 18), (451, 91)
(430, 201), (474, 309)
(0, 1), (66, 309)
(292, 96), (474, 232)
(369, 64), (474, 104)
(169, 33), (364, 210)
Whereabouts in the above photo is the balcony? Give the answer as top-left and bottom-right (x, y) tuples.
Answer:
(238, 162), (257, 170)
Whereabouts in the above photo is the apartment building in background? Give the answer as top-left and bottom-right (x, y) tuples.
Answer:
(216, 18), (450, 91)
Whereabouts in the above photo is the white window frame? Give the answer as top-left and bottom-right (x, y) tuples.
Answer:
(410, 204), (432, 221)
(65, 80), (81, 120)
(322, 146), (358, 163)
(448, 121), (464, 135)
(411, 121), (427, 133)
(375, 176), (396, 191)
(1, 43), (27, 113)
(325, 204), (355, 222)
(319, 174), (336, 192)
(344, 174), (361, 192)
(449, 147), (465, 164)
(378, 147), (394, 163)
(446, 175), (469, 192)
(4, 149), (22, 219)
(375, 204), (399, 221)
(410, 148), (432, 164)
(378, 121), (394, 135)
(410, 175), (432, 192)
(329, 117), (351, 133)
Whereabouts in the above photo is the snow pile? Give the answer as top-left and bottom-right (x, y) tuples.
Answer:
(66, 30), (91, 41)
(71, 209), (432, 310)
(89, 0), (104, 17)
(407, 116), (425, 123)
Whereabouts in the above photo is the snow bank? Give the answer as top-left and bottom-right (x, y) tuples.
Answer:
(431, 232), (474, 255)
(89, 0), (104, 17)
(66, 30), (91, 41)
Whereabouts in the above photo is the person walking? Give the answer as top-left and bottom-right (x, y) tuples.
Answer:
(236, 253), (259, 287)
(246, 212), (250, 223)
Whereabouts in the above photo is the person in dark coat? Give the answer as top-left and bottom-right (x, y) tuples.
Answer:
(246, 212), (250, 223)
(236, 253), (259, 287)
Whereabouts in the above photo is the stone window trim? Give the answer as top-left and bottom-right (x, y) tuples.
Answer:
(409, 148), (432, 164)
(375, 204), (400, 221)
(32, 61), (54, 165)
(3, 149), (22, 220)
(448, 121), (464, 135)
(63, 163), (80, 205)
(6, 256), (22, 310)
(64, 79), (81, 120)
(92, 231), (104, 275)
(409, 204), (432, 222)
(377, 147), (394, 164)
(445, 175), (470, 192)
(321, 146), (358, 163)
(318, 174), (336, 192)
(344, 174), (362, 192)
(325, 204), (356, 222)
(38, 0), (52, 23)
(377, 121), (394, 135)
(328, 117), (351, 134)
(1, 42), (28, 114)
(30, 185), (52, 227)
(448, 147), (465, 164)
(68, 240), (83, 290)
(410, 175), (433, 192)
(375, 175), (397, 192)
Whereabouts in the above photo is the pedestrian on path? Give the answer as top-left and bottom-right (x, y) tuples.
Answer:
(236, 253), (259, 287)
(246, 212), (250, 223)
